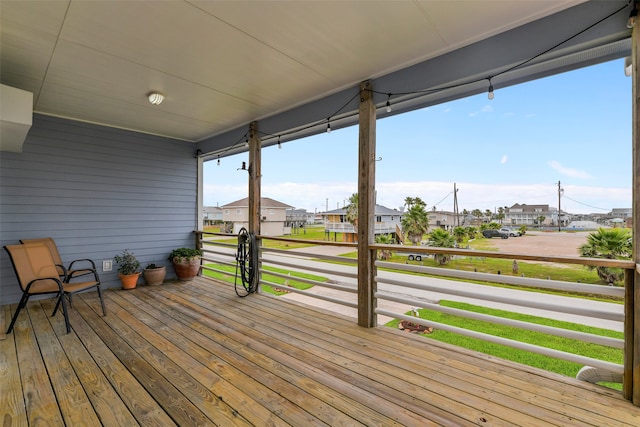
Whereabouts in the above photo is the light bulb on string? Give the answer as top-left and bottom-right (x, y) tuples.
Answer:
(628, 3), (638, 29)
(326, 118), (331, 133)
(277, 136), (282, 149)
(245, 136), (249, 147)
(487, 78), (494, 100)
(386, 94), (392, 113)
(217, 156), (221, 166)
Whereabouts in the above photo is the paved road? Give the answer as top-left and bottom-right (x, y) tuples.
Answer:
(265, 249), (624, 332)
(207, 244), (624, 331)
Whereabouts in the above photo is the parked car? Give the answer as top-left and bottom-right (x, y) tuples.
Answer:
(482, 229), (509, 239)
(500, 227), (521, 237)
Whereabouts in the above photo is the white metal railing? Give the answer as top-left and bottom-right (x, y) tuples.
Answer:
(260, 246), (358, 308)
(197, 231), (631, 380)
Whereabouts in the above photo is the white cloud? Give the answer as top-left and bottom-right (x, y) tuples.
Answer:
(500, 155), (508, 164)
(548, 160), (593, 179)
(469, 105), (493, 117)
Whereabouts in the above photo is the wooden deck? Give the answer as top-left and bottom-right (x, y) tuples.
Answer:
(2, 277), (640, 426)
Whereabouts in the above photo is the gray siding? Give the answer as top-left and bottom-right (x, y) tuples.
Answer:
(1, 115), (198, 304)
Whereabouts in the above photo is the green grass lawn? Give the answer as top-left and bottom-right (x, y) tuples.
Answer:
(385, 301), (623, 389)
(202, 262), (327, 295)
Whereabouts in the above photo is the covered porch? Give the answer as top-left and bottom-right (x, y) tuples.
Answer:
(3, 277), (640, 426)
(2, 1), (640, 422)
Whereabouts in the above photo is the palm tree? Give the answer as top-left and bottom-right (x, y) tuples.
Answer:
(345, 193), (358, 232)
(453, 226), (466, 243)
(466, 226), (478, 240)
(401, 197), (429, 245)
(579, 228), (632, 285)
(428, 228), (456, 265)
(375, 234), (394, 260)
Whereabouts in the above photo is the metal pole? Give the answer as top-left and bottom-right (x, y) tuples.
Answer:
(558, 180), (561, 232)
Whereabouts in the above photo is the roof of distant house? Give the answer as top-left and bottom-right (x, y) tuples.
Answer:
(221, 197), (294, 209)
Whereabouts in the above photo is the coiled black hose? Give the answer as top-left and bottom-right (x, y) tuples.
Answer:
(235, 227), (258, 297)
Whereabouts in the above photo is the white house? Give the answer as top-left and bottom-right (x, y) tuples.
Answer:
(222, 197), (293, 236)
(325, 204), (403, 242)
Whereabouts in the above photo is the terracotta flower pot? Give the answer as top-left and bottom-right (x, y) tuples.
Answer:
(119, 272), (140, 290)
(143, 266), (166, 286)
(172, 257), (201, 281)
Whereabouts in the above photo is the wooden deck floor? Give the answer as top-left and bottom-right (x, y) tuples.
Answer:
(2, 277), (640, 426)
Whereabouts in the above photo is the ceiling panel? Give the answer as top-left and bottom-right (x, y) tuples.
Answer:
(2, 0), (621, 149)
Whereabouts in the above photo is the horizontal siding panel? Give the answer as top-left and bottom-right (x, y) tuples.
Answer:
(1, 115), (201, 301)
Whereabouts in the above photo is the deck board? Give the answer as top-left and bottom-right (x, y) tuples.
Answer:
(2, 277), (640, 426)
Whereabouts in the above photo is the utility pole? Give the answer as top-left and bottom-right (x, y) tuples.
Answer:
(557, 180), (562, 232)
(453, 183), (460, 227)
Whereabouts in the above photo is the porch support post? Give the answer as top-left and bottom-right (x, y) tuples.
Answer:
(248, 121), (261, 291)
(196, 152), (204, 255)
(357, 80), (376, 327)
(631, 6), (640, 405)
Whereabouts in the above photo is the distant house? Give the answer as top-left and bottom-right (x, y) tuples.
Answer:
(610, 208), (632, 218)
(324, 204), (403, 242)
(221, 197), (293, 236)
(504, 203), (568, 227)
(203, 206), (223, 226)
(427, 210), (461, 232)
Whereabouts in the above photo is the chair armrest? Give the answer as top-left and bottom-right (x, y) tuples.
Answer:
(68, 258), (97, 270)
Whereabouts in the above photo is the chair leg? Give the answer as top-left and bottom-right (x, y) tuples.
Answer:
(97, 286), (106, 316)
(52, 293), (63, 316)
(6, 293), (30, 334)
(59, 292), (71, 334)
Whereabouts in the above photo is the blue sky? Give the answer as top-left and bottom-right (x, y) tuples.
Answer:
(204, 58), (631, 215)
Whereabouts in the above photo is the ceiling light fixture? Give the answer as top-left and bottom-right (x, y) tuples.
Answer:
(147, 92), (164, 105)
(487, 78), (494, 100)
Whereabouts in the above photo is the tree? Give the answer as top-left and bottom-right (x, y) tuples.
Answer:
(375, 234), (394, 260)
(536, 215), (546, 228)
(466, 226), (478, 240)
(496, 207), (505, 224)
(471, 209), (483, 223)
(579, 228), (632, 285)
(484, 209), (493, 221)
(345, 193), (358, 232)
(518, 225), (527, 235)
(453, 226), (466, 243)
(428, 228), (456, 265)
(401, 197), (429, 245)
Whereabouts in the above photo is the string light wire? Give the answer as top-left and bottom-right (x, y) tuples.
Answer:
(211, 1), (631, 160)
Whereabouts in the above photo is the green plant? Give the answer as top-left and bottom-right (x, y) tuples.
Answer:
(168, 247), (203, 262)
(114, 249), (140, 275)
(145, 263), (163, 269)
(579, 228), (632, 285)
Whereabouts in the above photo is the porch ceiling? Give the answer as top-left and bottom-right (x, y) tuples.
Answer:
(0, 1), (632, 154)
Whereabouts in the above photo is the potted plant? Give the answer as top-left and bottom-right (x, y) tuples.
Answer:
(114, 249), (141, 289)
(143, 263), (166, 286)
(168, 247), (202, 281)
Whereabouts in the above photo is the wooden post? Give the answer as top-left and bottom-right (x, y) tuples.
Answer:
(357, 80), (376, 327)
(631, 6), (640, 404)
(248, 121), (261, 291)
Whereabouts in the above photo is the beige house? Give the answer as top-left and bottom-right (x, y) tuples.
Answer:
(222, 197), (293, 236)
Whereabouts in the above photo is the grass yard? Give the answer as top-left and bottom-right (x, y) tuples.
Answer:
(202, 262), (327, 295)
(385, 301), (623, 389)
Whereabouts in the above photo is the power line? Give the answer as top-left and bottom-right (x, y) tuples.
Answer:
(562, 194), (610, 211)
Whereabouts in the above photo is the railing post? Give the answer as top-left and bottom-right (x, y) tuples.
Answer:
(248, 121), (261, 293)
(357, 80), (376, 327)
(624, 268), (635, 400)
(632, 2), (640, 405)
